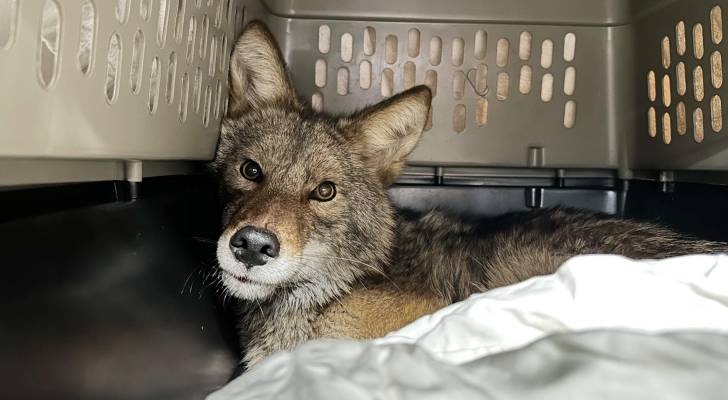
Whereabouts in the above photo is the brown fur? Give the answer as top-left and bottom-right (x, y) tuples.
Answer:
(212, 21), (728, 369)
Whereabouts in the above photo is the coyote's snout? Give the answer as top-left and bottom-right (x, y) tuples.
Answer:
(212, 21), (728, 368)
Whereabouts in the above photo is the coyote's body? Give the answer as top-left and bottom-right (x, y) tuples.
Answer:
(213, 22), (728, 368)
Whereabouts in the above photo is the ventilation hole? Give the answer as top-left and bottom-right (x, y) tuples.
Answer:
(476, 98), (488, 126)
(429, 36), (442, 66)
(148, 57), (160, 113)
(712, 6), (723, 44)
(711, 51), (723, 88)
(519, 32), (532, 61)
(496, 38), (509, 68)
(424, 109), (433, 131)
(661, 36), (670, 69)
(104, 33), (121, 102)
(209, 35), (217, 76)
(385, 35), (398, 64)
(193, 67), (202, 112)
(475, 63), (487, 94)
(647, 70), (656, 101)
(222, 94), (229, 117)
(648, 107), (657, 137)
(694, 108), (705, 143)
(227, 0), (234, 22)
(130, 30), (145, 94)
(694, 65), (705, 101)
(215, 0), (223, 28)
(519, 65), (532, 94)
(452, 70), (465, 100)
(214, 80), (222, 119)
(186, 16), (197, 64)
(311, 92), (323, 112)
(0, 0), (18, 50)
(676, 21), (686, 56)
(195, 0), (200, 8)
(676, 62), (686, 96)
(157, 0), (169, 47)
(474, 30), (487, 60)
(340, 33), (353, 63)
(363, 26), (375, 56)
(408, 28), (420, 58)
(541, 40), (553, 69)
(425, 69), (438, 97)
(453, 104), (466, 133)
(77, 1), (96, 75)
(452, 37), (465, 66)
(139, 0), (150, 19)
(694, 23), (704, 60)
(115, 0), (130, 23)
(174, 0), (186, 43)
(337, 67), (349, 95)
(662, 112), (672, 144)
(381, 68), (394, 97)
(496, 72), (509, 100)
(564, 66), (576, 96)
(220, 34), (228, 73)
(541, 73), (554, 102)
(676, 102), (687, 135)
(317, 25), (330, 54)
(38, 0), (61, 88)
(564, 100), (577, 128)
(662, 74), (671, 107)
(178, 72), (190, 122)
(359, 60), (371, 89)
(200, 14), (209, 60)
(563, 33), (576, 62)
(166, 51), (177, 104)
(711, 95), (722, 132)
(203, 85), (212, 127)
(404, 62), (416, 89)
(315, 59), (327, 88)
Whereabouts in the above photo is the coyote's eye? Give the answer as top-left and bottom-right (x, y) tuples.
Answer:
(310, 181), (336, 202)
(240, 160), (262, 181)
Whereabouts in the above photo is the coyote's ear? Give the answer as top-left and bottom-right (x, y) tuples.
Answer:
(341, 86), (432, 186)
(227, 21), (298, 118)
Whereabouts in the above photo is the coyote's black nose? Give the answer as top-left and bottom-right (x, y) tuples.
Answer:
(229, 226), (280, 266)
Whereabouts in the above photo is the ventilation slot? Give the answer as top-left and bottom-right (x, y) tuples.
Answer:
(519, 65), (532, 94)
(166, 51), (177, 104)
(661, 37), (670, 69)
(519, 32), (532, 60)
(363, 27), (375, 56)
(496, 72), (509, 100)
(541, 73), (553, 102)
(662, 112), (672, 144)
(148, 57), (160, 113)
(200, 14), (209, 60)
(38, 0), (61, 88)
(648, 107), (657, 138)
(220, 34), (228, 73)
(209, 35), (217, 76)
(77, 1), (95, 75)
(694, 23), (704, 60)
(130, 30), (145, 94)
(564, 66), (576, 96)
(711, 6), (723, 44)
(676, 62), (686, 96)
(341, 33), (353, 62)
(0, 0), (18, 49)
(711, 51), (722, 88)
(214, 0), (223, 28)
(104, 33), (121, 103)
(408, 29), (420, 58)
(115, 0), (130, 24)
(424, 69), (438, 97)
(476, 98), (488, 126)
(179, 73), (189, 121)
(318, 25), (330, 54)
(453, 104), (466, 133)
(337, 67), (349, 95)
(496, 39), (509, 67)
(174, 0), (186, 42)
(647, 70), (656, 101)
(381, 68), (394, 97)
(311, 92), (323, 112)
(315, 59), (326, 88)
(676, 102), (687, 135)
(404, 62), (416, 90)
(186, 16), (197, 64)
(564, 100), (577, 128)
(452, 71), (465, 100)
(429, 36), (442, 66)
(475, 64), (487, 94)
(694, 65), (704, 101)
(157, 0), (169, 47)
(676, 21), (686, 56)
(385, 35), (398, 64)
(474, 30), (487, 60)
(563, 33), (576, 62)
(662, 74), (671, 107)
(193, 67), (202, 112)
(711, 95), (722, 132)
(541, 40), (553, 69)
(452, 37), (464, 66)
(203, 85), (212, 127)
(694, 108), (704, 143)
(227, 0), (234, 22)
(359, 61), (371, 90)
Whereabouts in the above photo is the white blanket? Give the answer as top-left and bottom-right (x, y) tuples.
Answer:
(208, 254), (728, 400)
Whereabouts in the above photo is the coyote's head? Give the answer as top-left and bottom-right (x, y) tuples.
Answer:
(212, 22), (431, 304)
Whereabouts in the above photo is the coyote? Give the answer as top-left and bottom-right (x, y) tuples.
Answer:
(211, 21), (728, 368)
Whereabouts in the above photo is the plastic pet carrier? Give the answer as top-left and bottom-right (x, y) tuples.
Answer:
(2, 0), (728, 398)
